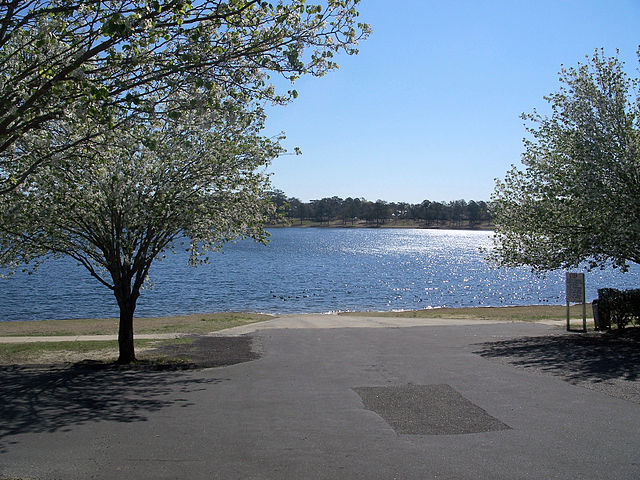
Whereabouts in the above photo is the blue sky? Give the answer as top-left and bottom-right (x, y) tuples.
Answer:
(264, 0), (639, 204)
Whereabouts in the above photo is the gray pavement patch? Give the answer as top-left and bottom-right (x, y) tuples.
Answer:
(150, 335), (260, 369)
(353, 384), (511, 435)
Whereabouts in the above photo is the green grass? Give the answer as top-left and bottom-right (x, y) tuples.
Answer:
(339, 304), (593, 322)
(0, 338), (194, 365)
(0, 312), (271, 337)
(0, 312), (269, 365)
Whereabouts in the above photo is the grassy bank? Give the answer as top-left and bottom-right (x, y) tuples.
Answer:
(0, 306), (595, 365)
(0, 312), (270, 365)
(0, 305), (587, 338)
(339, 304), (593, 322)
(0, 312), (271, 337)
(0, 339), (182, 365)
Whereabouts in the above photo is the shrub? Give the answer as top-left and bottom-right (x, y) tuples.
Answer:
(597, 288), (640, 329)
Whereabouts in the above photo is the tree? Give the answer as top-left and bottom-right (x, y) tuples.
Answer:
(373, 200), (391, 225)
(286, 196), (303, 224)
(449, 199), (467, 227)
(1, 0), (369, 362)
(467, 200), (481, 226)
(427, 201), (444, 226)
(341, 196), (362, 224)
(490, 50), (640, 272)
(268, 189), (288, 222)
(394, 202), (410, 220)
(0, 0), (370, 194)
(0, 103), (281, 363)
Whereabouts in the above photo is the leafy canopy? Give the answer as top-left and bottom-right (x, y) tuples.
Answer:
(0, 100), (280, 283)
(0, 0), (370, 193)
(0, 1), (369, 362)
(490, 49), (640, 272)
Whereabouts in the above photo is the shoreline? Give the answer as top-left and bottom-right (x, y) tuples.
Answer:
(266, 219), (493, 230)
(0, 305), (604, 367)
(0, 304), (594, 333)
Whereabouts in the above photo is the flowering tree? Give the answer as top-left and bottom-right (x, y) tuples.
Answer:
(0, 0), (369, 193)
(1, 102), (280, 363)
(490, 50), (640, 272)
(0, 0), (369, 362)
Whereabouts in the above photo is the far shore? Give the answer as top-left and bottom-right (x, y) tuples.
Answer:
(266, 218), (494, 230)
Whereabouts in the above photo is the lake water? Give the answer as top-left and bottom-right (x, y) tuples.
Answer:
(1, 228), (639, 321)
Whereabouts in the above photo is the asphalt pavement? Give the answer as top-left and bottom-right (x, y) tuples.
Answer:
(1, 317), (639, 480)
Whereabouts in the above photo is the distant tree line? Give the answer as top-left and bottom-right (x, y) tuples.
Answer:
(268, 190), (492, 227)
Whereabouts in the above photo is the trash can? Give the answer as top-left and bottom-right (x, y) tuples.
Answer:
(592, 299), (600, 331)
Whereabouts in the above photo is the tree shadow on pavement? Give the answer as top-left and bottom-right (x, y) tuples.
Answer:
(473, 330), (640, 403)
(0, 364), (228, 454)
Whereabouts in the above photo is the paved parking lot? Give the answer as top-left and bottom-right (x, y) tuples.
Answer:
(1, 318), (639, 479)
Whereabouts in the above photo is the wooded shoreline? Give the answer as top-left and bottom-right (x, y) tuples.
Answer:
(267, 218), (494, 230)
(268, 192), (493, 230)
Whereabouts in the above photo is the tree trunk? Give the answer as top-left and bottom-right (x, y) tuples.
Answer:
(115, 283), (139, 364)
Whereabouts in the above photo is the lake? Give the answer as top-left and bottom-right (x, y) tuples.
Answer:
(1, 228), (639, 321)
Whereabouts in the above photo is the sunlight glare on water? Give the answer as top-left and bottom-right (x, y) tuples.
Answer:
(1, 228), (639, 321)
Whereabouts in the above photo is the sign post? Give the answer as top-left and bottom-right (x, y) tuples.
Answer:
(566, 272), (586, 332)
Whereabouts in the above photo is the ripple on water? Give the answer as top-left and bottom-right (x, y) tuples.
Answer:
(1, 228), (639, 321)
